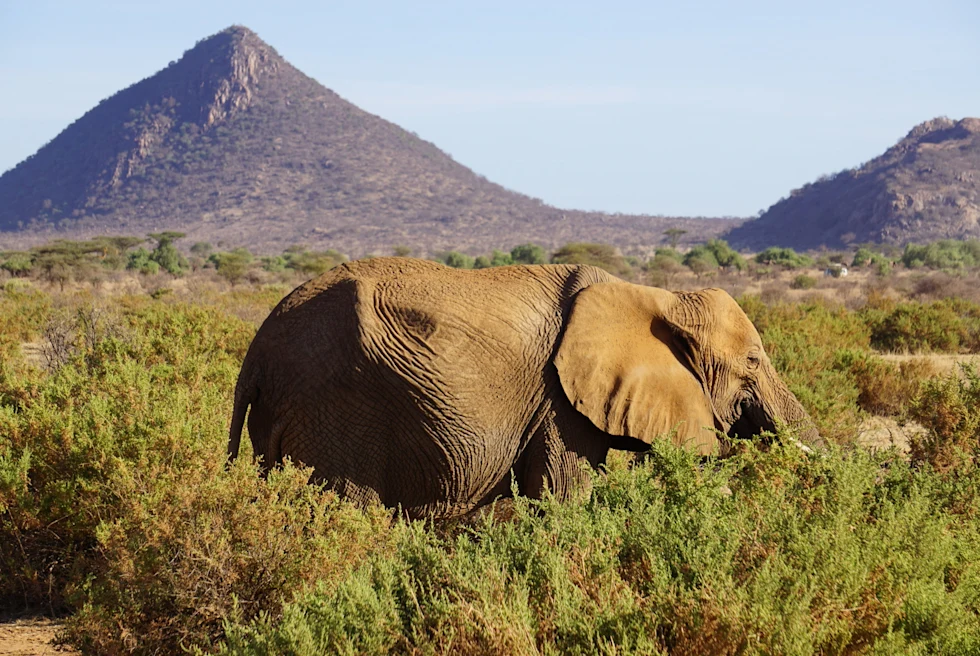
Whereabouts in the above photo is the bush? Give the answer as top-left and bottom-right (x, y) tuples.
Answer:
(646, 248), (685, 287)
(861, 298), (980, 353)
(0, 300), (255, 609)
(10, 282), (980, 654)
(754, 247), (813, 269)
(68, 460), (391, 654)
(703, 238), (746, 270)
(852, 247), (875, 267)
(148, 232), (189, 276)
(211, 248), (255, 284)
(0, 251), (33, 277)
(681, 239), (746, 278)
(474, 250), (513, 269)
(127, 247), (160, 275)
(907, 365), (980, 473)
(221, 439), (980, 655)
(440, 251), (474, 269)
(261, 255), (288, 273)
(845, 353), (936, 416)
(902, 240), (980, 270)
(682, 244), (719, 274)
(790, 274), (817, 290)
(510, 243), (546, 265)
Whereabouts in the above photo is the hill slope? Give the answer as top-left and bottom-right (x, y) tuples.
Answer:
(0, 26), (736, 255)
(726, 117), (980, 250)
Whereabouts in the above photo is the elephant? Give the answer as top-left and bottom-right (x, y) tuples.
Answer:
(228, 257), (818, 519)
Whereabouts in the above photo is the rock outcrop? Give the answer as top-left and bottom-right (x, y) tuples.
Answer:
(726, 117), (980, 250)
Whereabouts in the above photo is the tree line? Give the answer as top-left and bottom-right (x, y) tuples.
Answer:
(5, 231), (980, 289)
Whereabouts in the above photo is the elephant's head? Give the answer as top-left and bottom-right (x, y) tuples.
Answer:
(555, 282), (820, 455)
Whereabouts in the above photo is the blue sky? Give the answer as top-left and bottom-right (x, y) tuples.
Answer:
(1, 0), (977, 217)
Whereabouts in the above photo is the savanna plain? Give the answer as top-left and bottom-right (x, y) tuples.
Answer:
(3, 237), (980, 655)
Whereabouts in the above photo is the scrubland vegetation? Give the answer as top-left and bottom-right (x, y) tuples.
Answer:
(3, 235), (980, 653)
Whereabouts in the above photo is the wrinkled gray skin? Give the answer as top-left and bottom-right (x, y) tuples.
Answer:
(229, 258), (818, 519)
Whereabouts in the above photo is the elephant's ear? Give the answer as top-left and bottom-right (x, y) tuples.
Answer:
(554, 282), (721, 454)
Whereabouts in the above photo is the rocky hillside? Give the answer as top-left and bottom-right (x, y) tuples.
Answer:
(0, 26), (736, 256)
(726, 117), (980, 250)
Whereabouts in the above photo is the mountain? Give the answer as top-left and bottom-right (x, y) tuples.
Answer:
(726, 117), (980, 250)
(0, 26), (737, 256)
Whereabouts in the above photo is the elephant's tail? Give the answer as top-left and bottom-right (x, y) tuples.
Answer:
(228, 361), (257, 462)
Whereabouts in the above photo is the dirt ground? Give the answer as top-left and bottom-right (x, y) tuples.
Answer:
(878, 352), (980, 376)
(0, 618), (76, 656)
(855, 416), (926, 453)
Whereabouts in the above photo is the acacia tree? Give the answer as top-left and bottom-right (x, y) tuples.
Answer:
(550, 242), (631, 276)
(663, 228), (688, 250)
(30, 240), (104, 289)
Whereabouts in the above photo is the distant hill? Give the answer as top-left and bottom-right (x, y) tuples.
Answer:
(726, 117), (980, 251)
(0, 26), (737, 256)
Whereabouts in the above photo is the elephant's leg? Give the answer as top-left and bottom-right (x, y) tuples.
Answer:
(516, 401), (610, 501)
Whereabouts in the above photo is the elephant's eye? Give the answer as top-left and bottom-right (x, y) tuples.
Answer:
(747, 353), (761, 369)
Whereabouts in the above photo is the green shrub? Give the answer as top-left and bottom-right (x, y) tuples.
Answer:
(473, 250), (514, 269)
(510, 243), (546, 265)
(0, 251), (33, 277)
(651, 247), (682, 263)
(148, 232), (189, 276)
(646, 248), (685, 287)
(221, 439), (980, 655)
(902, 240), (980, 270)
(489, 249), (513, 267)
(0, 300), (255, 608)
(860, 298), (980, 353)
(682, 244), (719, 274)
(852, 246), (874, 267)
(127, 247), (160, 275)
(190, 242), (213, 258)
(6, 285), (980, 655)
(790, 274), (817, 290)
(907, 365), (980, 473)
(754, 247), (813, 269)
(260, 255), (288, 273)
(703, 238), (746, 270)
(681, 239), (746, 278)
(210, 248), (255, 284)
(440, 251), (475, 269)
(68, 460), (391, 655)
(846, 353), (936, 416)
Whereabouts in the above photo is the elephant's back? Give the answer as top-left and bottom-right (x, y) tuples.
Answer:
(271, 257), (613, 320)
(249, 257), (613, 513)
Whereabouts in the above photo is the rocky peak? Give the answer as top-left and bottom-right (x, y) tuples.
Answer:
(169, 25), (284, 128)
(886, 117), (980, 157)
(724, 116), (980, 250)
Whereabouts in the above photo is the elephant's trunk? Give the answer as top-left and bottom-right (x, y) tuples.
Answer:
(729, 364), (822, 449)
(761, 364), (822, 448)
